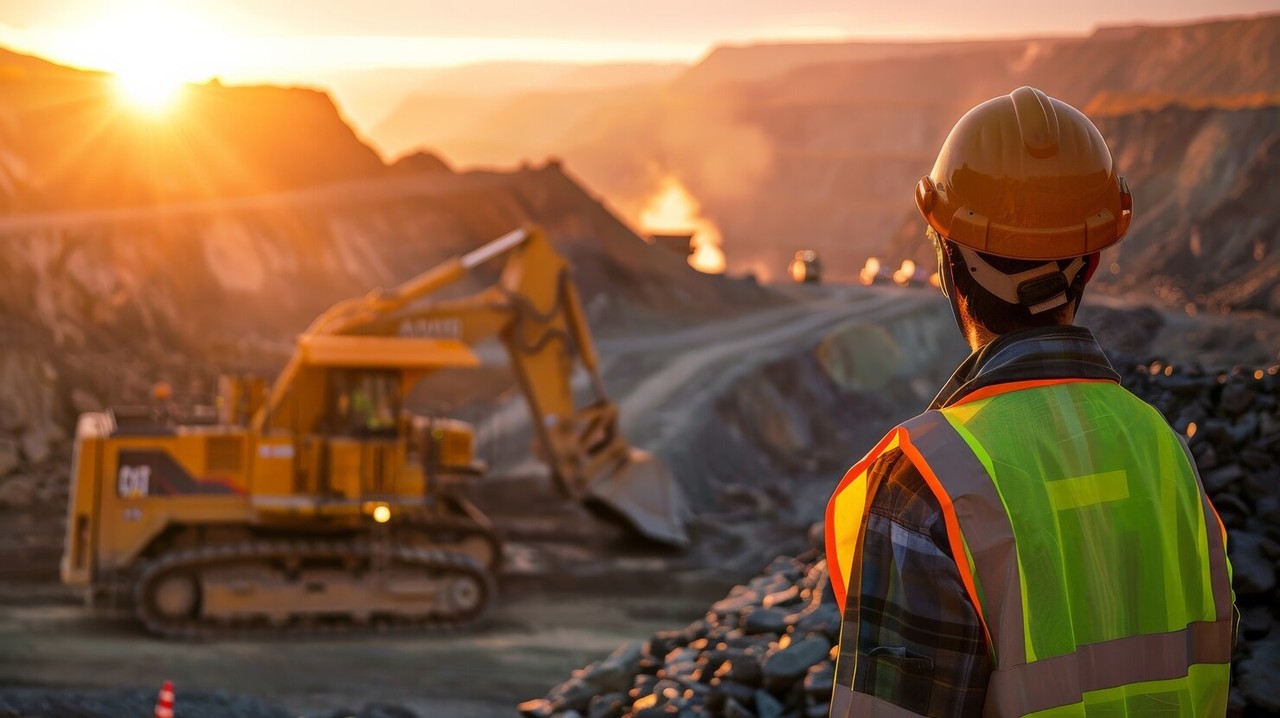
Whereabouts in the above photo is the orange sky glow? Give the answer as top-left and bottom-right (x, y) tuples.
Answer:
(2, 1), (1275, 133)
(2, 0), (1276, 86)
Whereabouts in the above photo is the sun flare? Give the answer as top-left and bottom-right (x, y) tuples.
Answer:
(114, 69), (185, 113)
(50, 2), (227, 113)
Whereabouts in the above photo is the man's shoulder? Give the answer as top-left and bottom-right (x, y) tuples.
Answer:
(866, 445), (946, 542)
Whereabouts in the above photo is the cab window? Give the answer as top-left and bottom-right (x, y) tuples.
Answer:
(328, 370), (400, 437)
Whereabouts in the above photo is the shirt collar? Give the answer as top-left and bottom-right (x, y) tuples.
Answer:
(929, 325), (1120, 410)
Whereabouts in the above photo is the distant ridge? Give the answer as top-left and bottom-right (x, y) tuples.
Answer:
(1085, 91), (1280, 116)
(0, 49), (385, 211)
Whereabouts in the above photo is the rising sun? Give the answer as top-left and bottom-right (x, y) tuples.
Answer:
(57, 2), (226, 113)
(114, 68), (186, 113)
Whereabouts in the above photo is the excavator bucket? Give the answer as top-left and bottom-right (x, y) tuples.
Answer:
(586, 449), (690, 547)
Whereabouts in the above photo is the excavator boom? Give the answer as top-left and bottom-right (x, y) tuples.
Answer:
(408, 227), (688, 545)
(264, 225), (689, 546)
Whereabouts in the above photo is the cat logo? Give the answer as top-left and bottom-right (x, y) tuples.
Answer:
(117, 465), (152, 499)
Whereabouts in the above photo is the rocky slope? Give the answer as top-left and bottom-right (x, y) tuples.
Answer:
(1092, 101), (1280, 314)
(885, 98), (1280, 316)
(0, 156), (776, 484)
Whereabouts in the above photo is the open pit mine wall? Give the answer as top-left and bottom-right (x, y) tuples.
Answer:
(658, 299), (966, 570)
(377, 14), (1280, 285)
(683, 15), (1280, 282)
(1093, 103), (1280, 314)
(881, 100), (1280, 315)
(676, 302), (962, 503)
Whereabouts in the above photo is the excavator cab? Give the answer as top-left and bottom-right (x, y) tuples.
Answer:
(326, 370), (401, 438)
(304, 366), (484, 509)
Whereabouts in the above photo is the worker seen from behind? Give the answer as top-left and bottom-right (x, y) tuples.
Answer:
(826, 87), (1235, 717)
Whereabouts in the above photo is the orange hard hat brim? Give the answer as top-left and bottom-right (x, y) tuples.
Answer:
(915, 175), (1132, 261)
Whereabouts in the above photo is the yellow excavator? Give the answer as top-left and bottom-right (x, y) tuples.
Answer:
(60, 225), (688, 638)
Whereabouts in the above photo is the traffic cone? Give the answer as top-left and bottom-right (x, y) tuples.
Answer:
(154, 680), (175, 718)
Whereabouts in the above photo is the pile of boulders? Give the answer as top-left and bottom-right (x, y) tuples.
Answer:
(0, 450), (71, 511)
(519, 547), (838, 718)
(1117, 359), (1280, 715)
(526, 359), (1280, 717)
(0, 353), (75, 513)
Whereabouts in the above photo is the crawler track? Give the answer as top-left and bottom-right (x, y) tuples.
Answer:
(135, 539), (495, 640)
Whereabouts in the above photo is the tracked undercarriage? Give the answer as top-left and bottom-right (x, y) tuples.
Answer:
(135, 535), (497, 640)
(128, 499), (502, 639)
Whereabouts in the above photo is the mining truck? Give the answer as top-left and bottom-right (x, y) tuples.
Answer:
(60, 226), (688, 638)
(788, 250), (822, 284)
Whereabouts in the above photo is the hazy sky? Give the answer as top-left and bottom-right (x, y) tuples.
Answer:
(1, 0), (1276, 81)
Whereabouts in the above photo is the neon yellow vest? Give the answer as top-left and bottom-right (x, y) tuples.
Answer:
(827, 379), (1234, 717)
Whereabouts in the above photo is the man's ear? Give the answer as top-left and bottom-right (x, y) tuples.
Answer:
(1080, 252), (1102, 287)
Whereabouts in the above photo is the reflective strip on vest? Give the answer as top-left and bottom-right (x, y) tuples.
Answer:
(826, 426), (903, 613)
(832, 683), (935, 718)
(826, 380), (1233, 717)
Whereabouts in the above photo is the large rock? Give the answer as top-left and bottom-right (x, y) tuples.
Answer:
(1219, 382), (1258, 417)
(718, 649), (763, 687)
(792, 604), (840, 642)
(1228, 532), (1277, 596)
(70, 388), (103, 415)
(0, 352), (61, 439)
(20, 428), (51, 465)
(1240, 606), (1272, 640)
(591, 642), (643, 694)
(587, 692), (625, 718)
(803, 663), (834, 705)
(761, 637), (832, 693)
(1203, 465), (1244, 495)
(754, 688), (784, 718)
(0, 437), (18, 477)
(0, 475), (36, 509)
(1238, 635), (1280, 713)
(743, 608), (789, 635)
(0, 395), (28, 433)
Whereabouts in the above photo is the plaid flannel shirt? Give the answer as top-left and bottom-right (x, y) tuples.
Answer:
(835, 326), (1122, 717)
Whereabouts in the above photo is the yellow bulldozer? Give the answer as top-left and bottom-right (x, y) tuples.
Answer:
(60, 225), (688, 638)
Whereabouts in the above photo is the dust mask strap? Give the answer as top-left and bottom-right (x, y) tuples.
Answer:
(955, 245), (1084, 315)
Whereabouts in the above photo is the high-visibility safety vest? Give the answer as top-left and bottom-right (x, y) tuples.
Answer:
(826, 378), (1234, 717)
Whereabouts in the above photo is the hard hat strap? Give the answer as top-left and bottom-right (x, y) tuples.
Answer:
(955, 246), (1085, 315)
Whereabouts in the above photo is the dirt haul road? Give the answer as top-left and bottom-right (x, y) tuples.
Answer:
(0, 581), (721, 717)
(0, 285), (946, 717)
(480, 285), (941, 477)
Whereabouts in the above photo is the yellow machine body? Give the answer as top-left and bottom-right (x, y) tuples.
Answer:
(60, 226), (687, 637)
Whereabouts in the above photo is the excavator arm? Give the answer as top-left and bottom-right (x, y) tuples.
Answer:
(257, 226), (688, 546)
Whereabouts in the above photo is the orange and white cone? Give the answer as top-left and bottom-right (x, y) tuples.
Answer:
(154, 680), (175, 718)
